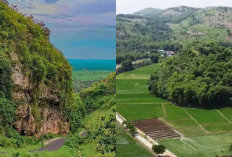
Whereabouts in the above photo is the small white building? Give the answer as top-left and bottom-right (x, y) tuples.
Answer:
(166, 51), (175, 56)
(158, 50), (165, 53)
(159, 50), (175, 57)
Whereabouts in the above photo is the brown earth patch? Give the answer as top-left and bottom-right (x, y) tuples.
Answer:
(133, 119), (181, 140)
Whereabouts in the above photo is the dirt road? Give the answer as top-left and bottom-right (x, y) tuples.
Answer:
(37, 138), (66, 152)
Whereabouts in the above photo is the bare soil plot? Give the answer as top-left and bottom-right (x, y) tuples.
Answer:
(133, 119), (181, 140)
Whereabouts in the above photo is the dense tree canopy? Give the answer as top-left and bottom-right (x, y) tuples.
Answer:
(149, 42), (232, 108)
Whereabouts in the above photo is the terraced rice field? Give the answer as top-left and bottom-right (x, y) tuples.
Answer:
(117, 64), (232, 157)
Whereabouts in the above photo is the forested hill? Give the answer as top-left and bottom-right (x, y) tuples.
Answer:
(117, 6), (232, 53)
(148, 42), (232, 108)
(0, 0), (73, 137)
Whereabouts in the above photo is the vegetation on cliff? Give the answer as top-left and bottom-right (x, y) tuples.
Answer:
(0, 0), (73, 146)
(0, 1), (72, 105)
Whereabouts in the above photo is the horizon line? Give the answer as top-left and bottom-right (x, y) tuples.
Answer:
(117, 5), (232, 14)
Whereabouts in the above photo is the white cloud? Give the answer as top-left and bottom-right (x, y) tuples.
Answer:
(11, 0), (66, 15)
(8, 0), (115, 28)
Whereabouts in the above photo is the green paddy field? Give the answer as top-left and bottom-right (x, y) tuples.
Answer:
(116, 64), (232, 157)
(72, 70), (112, 92)
(116, 123), (154, 157)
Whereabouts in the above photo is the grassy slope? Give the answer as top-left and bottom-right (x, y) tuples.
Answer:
(80, 101), (115, 157)
(116, 64), (232, 157)
(78, 73), (116, 157)
(116, 123), (154, 157)
(0, 142), (79, 157)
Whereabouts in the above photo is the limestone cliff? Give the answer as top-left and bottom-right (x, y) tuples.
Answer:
(11, 52), (70, 136)
(0, 1), (73, 136)
(15, 105), (69, 137)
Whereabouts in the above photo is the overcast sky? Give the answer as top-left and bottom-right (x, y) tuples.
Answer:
(117, 0), (232, 14)
(8, 0), (115, 60)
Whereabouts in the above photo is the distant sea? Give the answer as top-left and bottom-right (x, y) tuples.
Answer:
(68, 59), (116, 71)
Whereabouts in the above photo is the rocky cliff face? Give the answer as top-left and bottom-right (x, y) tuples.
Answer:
(11, 52), (70, 137)
(0, 1), (73, 137)
(14, 105), (69, 137)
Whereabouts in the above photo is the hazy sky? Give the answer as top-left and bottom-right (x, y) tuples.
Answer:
(117, 0), (232, 14)
(8, 0), (116, 60)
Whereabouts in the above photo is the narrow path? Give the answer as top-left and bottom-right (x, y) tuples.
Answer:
(0, 152), (6, 155)
(78, 149), (82, 157)
(37, 138), (66, 152)
(117, 102), (170, 105)
(216, 110), (232, 124)
(162, 103), (167, 117)
(180, 137), (197, 150)
(183, 109), (209, 134)
(116, 58), (151, 69)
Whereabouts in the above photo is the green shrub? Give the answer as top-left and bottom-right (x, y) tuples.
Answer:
(0, 136), (15, 147)
(64, 104), (83, 133)
(121, 59), (134, 72)
(39, 133), (56, 141)
(0, 128), (38, 148)
(31, 55), (47, 82)
(229, 144), (232, 154)
(152, 145), (166, 154)
(66, 134), (85, 149)
(122, 121), (136, 135)
(0, 51), (12, 100)
(0, 98), (17, 126)
(94, 114), (116, 154)
(150, 54), (160, 63)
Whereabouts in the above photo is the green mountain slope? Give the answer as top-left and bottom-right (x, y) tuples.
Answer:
(148, 42), (232, 108)
(117, 6), (232, 53)
(67, 73), (116, 156)
(134, 8), (163, 16)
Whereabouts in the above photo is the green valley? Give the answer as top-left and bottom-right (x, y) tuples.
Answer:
(117, 64), (232, 157)
(116, 6), (232, 65)
(116, 5), (232, 157)
(0, 1), (116, 156)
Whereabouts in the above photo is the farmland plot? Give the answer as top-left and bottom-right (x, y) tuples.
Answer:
(133, 119), (181, 140)
(116, 123), (154, 157)
(117, 64), (232, 157)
